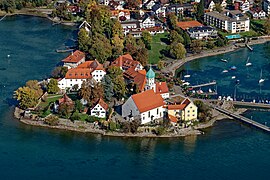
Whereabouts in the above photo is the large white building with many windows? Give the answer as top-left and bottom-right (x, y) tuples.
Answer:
(58, 60), (106, 90)
(263, 0), (270, 15)
(204, 10), (250, 33)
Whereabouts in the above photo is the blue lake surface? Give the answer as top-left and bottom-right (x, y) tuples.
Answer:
(1, 15), (270, 180)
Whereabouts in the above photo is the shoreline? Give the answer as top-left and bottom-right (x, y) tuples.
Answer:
(14, 107), (225, 138)
(0, 8), (77, 26)
(162, 36), (270, 76)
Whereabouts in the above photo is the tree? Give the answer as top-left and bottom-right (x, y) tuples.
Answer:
(70, 111), (81, 121)
(214, 3), (223, 13)
(169, 30), (184, 44)
(58, 103), (73, 118)
(14, 86), (39, 109)
(102, 75), (114, 102)
(25, 80), (43, 97)
(141, 30), (152, 50)
(157, 60), (165, 70)
(263, 18), (270, 35)
(133, 47), (148, 66)
(88, 33), (112, 63)
(215, 37), (225, 47)
(168, 42), (186, 59)
(190, 40), (204, 53)
(113, 76), (127, 99)
(124, 0), (141, 9)
(78, 28), (90, 52)
(78, 80), (104, 105)
(51, 66), (68, 79)
(183, 32), (191, 47)
(75, 100), (83, 112)
(47, 78), (60, 94)
(196, 0), (204, 23)
(206, 40), (215, 49)
(108, 66), (123, 79)
(166, 13), (178, 30)
(111, 35), (124, 59)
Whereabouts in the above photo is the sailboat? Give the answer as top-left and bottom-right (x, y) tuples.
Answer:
(220, 59), (228, 63)
(259, 69), (265, 84)
(184, 69), (191, 78)
(222, 70), (228, 73)
(246, 57), (252, 66)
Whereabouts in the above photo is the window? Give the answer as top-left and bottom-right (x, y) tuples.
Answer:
(193, 110), (195, 112)
(187, 110), (190, 113)
(148, 111), (150, 118)
(100, 108), (102, 110)
(157, 108), (159, 115)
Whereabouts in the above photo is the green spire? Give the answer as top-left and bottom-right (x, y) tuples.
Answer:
(146, 67), (155, 79)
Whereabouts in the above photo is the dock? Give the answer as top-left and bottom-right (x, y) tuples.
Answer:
(213, 106), (270, 132)
(246, 44), (253, 51)
(56, 49), (74, 53)
(191, 81), (216, 88)
(0, 14), (7, 22)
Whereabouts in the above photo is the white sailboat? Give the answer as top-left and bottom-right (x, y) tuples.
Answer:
(259, 69), (265, 84)
(246, 57), (252, 66)
(184, 69), (191, 78)
(221, 59), (228, 63)
(222, 70), (228, 73)
(232, 76), (236, 79)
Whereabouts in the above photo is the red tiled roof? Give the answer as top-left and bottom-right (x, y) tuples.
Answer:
(168, 104), (186, 110)
(168, 114), (178, 123)
(176, 21), (203, 30)
(95, 98), (109, 111)
(58, 94), (74, 105)
(132, 89), (165, 113)
(62, 50), (85, 63)
(155, 82), (169, 94)
(111, 9), (130, 16)
(111, 54), (142, 70)
(65, 60), (105, 79)
(181, 98), (191, 105)
(124, 68), (146, 92)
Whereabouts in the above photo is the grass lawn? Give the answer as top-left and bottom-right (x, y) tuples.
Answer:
(251, 19), (266, 35)
(39, 95), (62, 109)
(148, 32), (168, 64)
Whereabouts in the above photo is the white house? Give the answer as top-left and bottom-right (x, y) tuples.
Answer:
(111, 54), (143, 71)
(187, 26), (218, 39)
(235, 0), (250, 13)
(58, 60), (106, 90)
(90, 98), (108, 118)
(122, 89), (165, 124)
(208, 1), (216, 11)
(140, 14), (156, 28)
(248, 9), (266, 19)
(61, 50), (85, 69)
(263, 0), (270, 15)
(145, 0), (156, 9)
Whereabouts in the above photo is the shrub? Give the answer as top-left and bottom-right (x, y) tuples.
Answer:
(44, 115), (59, 126)
(109, 121), (117, 131)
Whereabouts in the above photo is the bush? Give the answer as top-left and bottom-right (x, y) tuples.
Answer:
(70, 111), (81, 121)
(86, 116), (100, 123)
(44, 115), (59, 126)
(109, 121), (117, 131)
(155, 126), (166, 135)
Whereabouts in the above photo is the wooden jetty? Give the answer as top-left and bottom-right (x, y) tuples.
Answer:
(246, 44), (253, 51)
(191, 81), (216, 89)
(213, 106), (270, 132)
(0, 14), (7, 22)
(56, 49), (74, 53)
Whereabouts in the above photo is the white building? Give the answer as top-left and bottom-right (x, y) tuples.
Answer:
(248, 9), (266, 19)
(140, 15), (156, 28)
(122, 89), (165, 124)
(263, 0), (270, 15)
(61, 50), (85, 69)
(90, 98), (108, 118)
(187, 26), (218, 39)
(58, 60), (106, 90)
(204, 10), (250, 33)
(208, 1), (216, 12)
(235, 0), (250, 13)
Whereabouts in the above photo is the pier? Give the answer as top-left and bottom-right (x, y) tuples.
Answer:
(56, 49), (74, 53)
(0, 14), (7, 22)
(246, 44), (253, 51)
(191, 81), (216, 88)
(213, 106), (270, 132)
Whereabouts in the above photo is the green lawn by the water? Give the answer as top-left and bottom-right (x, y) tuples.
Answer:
(148, 32), (168, 64)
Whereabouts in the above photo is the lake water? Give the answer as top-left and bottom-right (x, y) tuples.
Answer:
(180, 43), (270, 101)
(1, 15), (270, 180)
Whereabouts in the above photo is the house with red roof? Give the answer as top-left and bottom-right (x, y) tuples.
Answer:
(90, 98), (109, 118)
(111, 54), (143, 71)
(166, 98), (198, 124)
(62, 50), (85, 69)
(58, 60), (106, 90)
(122, 89), (166, 124)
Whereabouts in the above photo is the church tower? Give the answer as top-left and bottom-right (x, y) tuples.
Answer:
(145, 67), (156, 92)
